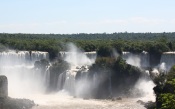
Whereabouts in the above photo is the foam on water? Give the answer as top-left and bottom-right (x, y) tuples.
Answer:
(30, 92), (146, 109)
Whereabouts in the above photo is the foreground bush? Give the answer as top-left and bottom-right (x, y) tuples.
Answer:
(153, 65), (175, 109)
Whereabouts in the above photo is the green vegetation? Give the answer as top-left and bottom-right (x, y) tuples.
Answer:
(88, 56), (142, 98)
(0, 32), (175, 100)
(34, 59), (50, 69)
(158, 93), (175, 109)
(153, 65), (175, 109)
(1, 32), (175, 104)
(49, 59), (69, 91)
(0, 32), (175, 59)
(0, 43), (7, 52)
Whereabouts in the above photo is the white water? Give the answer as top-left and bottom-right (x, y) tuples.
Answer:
(46, 44), (153, 109)
(133, 78), (155, 102)
(0, 50), (49, 96)
(122, 51), (150, 68)
(0, 50), (49, 65)
(30, 92), (146, 109)
(122, 51), (175, 72)
(0, 49), (156, 109)
(58, 43), (96, 97)
(160, 52), (175, 71)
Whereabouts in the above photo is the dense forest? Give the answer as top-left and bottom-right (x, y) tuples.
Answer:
(0, 32), (175, 59)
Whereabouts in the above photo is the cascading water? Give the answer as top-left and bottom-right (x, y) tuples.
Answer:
(57, 43), (97, 97)
(44, 65), (51, 89)
(120, 51), (156, 102)
(0, 50), (50, 97)
(31, 51), (49, 63)
(59, 51), (97, 63)
(63, 69), (76, 95)
(0, 51), (30, 65)
(59, 47), (156, 100)
(132, 77), (155, 102)
(140, 51), (150, 68)
(122, 51), (175, 72)
(160, 52), (175, 71)
(57, 72), (66, 91)
(122, 51), (150, 68)
(0, 48), (156, 109)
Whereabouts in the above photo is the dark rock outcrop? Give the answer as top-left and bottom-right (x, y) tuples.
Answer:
(0, 75), (8, 98)
(0, 97), (35, 109)
(0, 75), (35, 109)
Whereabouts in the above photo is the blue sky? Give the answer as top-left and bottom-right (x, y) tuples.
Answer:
(0, 0), (175, 33)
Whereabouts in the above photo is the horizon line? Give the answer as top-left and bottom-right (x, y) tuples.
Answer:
(0, 31), (175, 35)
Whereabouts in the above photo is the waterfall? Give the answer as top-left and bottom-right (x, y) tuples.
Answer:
(160, 52), (175, 71)
(75, 67), (90, 98)
(121, 51), (175, 71)
(57, 72), (66, 91)
(122, 51), (150, 68)
(56, 66), (90, 97)
(0, 50), (50, 97)
(31, 51), (49, 63)
(59, 51), (97, 61)
(0, 50), (49, 65)
(45, 65), (51, 89)
(0, 51), (30, 65)
(140, 51), (150, 68)
(56, 43), (96, 97)
(84, 51), (97, 59)
(63, 70), (76, 95)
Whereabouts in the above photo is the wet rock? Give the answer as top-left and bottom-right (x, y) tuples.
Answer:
(111, 97), (122, 101)
(117, 97), (122, 100)
(83, 97), (89, 100)
(137, 100), (145, 105)
(76, 66), (80, 69)
(0, 76), (35, 109)
(0, 97), (35, 109)
(0, 75), (8, 98)
(144, 101), (156, 109)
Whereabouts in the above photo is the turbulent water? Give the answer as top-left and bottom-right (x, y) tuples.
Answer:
(30, 92), (146, 109)
(122, 51), (150, 68)
(1, 48), (170, 109)
(122, 51), (175, 72)
(0, 51), (49, 96)
(160, 52), (175, 71)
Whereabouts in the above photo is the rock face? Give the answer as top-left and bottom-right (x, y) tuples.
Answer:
(0, 76), (35, 109)
(0, 75), (8, 98)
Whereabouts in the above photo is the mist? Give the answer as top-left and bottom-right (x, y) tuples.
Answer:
(64, 43), (96, 66)
(119, 51), (156, 100)
(58, 43), (97, 98)
(0, 46), (158, 109)
(132, 78), (155, 102)
(122, 52), (141, 67)
(0, 51), (49, 98)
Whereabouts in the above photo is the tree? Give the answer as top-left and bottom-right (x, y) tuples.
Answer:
(153, 65), (175, 109)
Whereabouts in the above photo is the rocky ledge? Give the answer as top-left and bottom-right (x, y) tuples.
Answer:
(0, 97), (35, 109)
